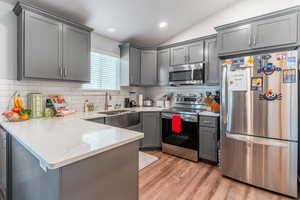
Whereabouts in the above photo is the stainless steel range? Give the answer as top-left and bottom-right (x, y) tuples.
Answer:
(161, 94), (207, 161)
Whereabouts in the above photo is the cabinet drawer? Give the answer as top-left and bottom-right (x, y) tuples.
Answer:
(199, 116), (218, 127)
(199, 127), (217, 134)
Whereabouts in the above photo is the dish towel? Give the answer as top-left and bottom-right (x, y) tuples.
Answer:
(172, 115), (182, 133)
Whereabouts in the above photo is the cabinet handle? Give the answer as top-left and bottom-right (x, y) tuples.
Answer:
(253, 32), (256, 46)
(248, 35), (251, 46)
(59, 67), (63, 77)
(64, 67), (68, 77)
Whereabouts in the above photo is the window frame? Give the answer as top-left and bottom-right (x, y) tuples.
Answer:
(82, 49), (121, 92)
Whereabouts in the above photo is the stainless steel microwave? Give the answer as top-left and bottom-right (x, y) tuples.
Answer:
(169, 64), (204, 86)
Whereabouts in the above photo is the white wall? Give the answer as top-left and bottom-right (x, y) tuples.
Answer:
(163, 0), (300, 45)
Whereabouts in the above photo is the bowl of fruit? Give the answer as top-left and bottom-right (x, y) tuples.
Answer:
(2, 95), (31, 122)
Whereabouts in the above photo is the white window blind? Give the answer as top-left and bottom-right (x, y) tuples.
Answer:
(82, 52), (120, 90)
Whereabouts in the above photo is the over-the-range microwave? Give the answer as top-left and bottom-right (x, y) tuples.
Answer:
(169, 63), (204, 86)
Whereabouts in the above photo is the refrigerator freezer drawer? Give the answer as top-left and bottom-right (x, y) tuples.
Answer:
(220, 134), (298, 198)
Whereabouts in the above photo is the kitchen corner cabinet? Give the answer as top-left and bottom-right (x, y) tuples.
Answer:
(170, 41), (204, 66)
(157, 49), (170, 86)
(205, 38), (220, 85)
(141, 50), (157, 86)
(141, 112), (161, 148)
(14, 2), (92, 82)
(120, 44), (141, 86)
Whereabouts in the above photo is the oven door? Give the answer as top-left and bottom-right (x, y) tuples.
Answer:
(161, 113), (198, 150)
(169, 64), (203, 85)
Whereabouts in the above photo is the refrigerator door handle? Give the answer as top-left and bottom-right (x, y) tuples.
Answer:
(221, 66), (227, 125)
(226, 133), (289, 147)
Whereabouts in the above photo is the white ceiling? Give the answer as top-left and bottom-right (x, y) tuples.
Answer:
(2, 0), (239, 47)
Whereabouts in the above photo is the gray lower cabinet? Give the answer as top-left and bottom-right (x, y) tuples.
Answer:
(62, 25), (90, 82)
(141, 112), (161, 148)
(199, 127), (218, 163)
(14, 2), (92, 82)
(23, 11), (62, 80)
(8, 134), (138, 200)
(187, 41), (204, 64)
(170, 45), (186, 66)
(157, 49), (170, 86)
(141, 50), (157, 86)
(217, 24), (252, 54)
(199, 116), (219, 163)
(120, 44), (141, 86)
(252, 13), (298, 49)
(204, 38), (219, 85)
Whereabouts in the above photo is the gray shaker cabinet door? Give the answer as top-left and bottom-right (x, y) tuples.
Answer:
(62, 25), (90, 82)
(157, 49), (170, 86)
(141, 50), (157, 86)
(187, 41), (204, 64)
(130, 47), (141, 85)
(142, 112), (161, 148)
(252, 13), (298, 49)
(170, 45), (187, 66)
(24, 12), (61, 80)
(205, 38), (219, 85)
(217, 24), (252, 54)
(199, 127), (218, 162)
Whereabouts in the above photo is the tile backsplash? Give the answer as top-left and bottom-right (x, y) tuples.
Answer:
(0, 79), (145, 113)
(0, 78), (219, 113)
(145, 85), (220, 102)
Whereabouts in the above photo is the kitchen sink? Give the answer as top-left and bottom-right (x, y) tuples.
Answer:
(98, 110), (130, 115)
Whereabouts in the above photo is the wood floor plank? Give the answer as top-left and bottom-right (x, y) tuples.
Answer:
(139, 150), (295, 200)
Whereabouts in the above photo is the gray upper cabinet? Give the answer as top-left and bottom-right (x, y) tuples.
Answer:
(62, 25), (90, 82)
(170, 45), (186, 66)
(157, 49), (170, 86)
(217, 24), (252, 54)
(252, 13), (298, 49)
(170, 41), (204, 66)
(205, 38), (219, 85)
(216, 11), (299, 56)
(141, 50), (157, 86)
(120, 44), (141, 86)
(24, 12), (61, 80)
(130, 47), (141, 85)
(141, 112), (161, 148)
(187, 41), (204, 64)
(14, 2), (92, 82)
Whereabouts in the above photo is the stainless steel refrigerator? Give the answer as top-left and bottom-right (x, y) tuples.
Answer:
(220, 50), (298, 198)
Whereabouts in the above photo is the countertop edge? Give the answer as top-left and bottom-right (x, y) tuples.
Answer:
(2, 122), (144, 170)
(47, 134), (144, 169)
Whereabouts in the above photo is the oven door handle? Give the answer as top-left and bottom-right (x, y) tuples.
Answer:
(161, 114), (198, 123)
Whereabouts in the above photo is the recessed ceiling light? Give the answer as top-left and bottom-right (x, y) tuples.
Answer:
(159, 22), (168, 28)
(107, 28), (116, 33)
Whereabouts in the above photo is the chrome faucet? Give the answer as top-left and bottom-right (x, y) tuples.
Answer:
(104, 91), (112, 111)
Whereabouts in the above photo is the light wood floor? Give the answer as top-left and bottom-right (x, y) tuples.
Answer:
(139, 151), (294, 200)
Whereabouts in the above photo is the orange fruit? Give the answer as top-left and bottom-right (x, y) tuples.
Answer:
(20, 114), (29, 120)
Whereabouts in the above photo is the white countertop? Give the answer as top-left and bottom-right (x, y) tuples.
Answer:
(1, 117), (144, 170)
(0, 106), (219, 170)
